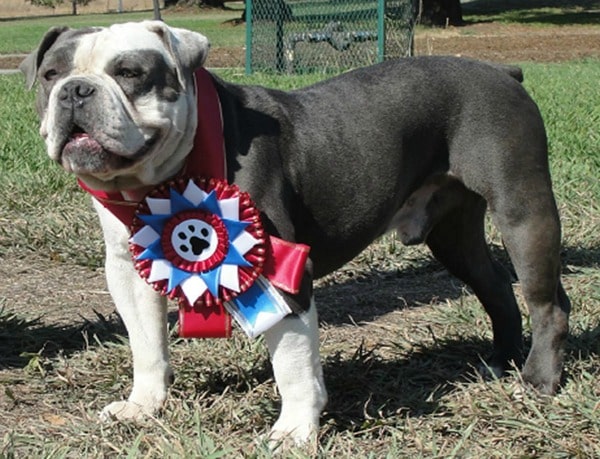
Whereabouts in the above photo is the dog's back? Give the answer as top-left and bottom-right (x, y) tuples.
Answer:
(214, 56), (543, 276)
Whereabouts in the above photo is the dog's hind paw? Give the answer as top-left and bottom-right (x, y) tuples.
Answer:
(475, 360), (505, 380)
(99, 401), (155, 422)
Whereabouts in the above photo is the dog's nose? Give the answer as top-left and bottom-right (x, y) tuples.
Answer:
(59, 80), (96, 108)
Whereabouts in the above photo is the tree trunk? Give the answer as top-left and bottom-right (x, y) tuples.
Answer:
(72, 0), (77, 15)
(419, 0), (463, 27)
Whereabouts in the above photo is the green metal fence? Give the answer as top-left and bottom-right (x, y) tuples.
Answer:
(245, 0), (416, 74)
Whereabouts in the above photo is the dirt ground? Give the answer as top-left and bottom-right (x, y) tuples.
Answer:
(413, 22), (600, 63)
(203, 22), (600, 67)
(2, 21), (600, 70)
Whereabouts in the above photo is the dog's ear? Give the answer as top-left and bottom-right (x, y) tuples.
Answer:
(144, 21), (210, 87)
(20, 26), (69, 90)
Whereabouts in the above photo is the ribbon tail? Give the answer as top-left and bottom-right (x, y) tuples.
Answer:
(178, 302), (232, 338)
(262, 236), (310, 294)
(224, 276), (292, 338)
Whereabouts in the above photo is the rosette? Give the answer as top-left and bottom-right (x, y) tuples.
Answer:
(129, 177), (297, 338)
(130, 177), (265, 308)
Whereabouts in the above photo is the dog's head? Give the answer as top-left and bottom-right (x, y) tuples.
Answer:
(21, 21), (210, 190)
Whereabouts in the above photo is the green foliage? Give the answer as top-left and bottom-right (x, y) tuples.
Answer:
(27, 0), (62, 7)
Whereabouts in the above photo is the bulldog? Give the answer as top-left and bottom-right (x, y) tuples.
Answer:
(21, 21), (571, 445)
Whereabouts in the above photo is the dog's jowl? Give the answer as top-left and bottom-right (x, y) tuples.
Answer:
(21, 21), (570, 445)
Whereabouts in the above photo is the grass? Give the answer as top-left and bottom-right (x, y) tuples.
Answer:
(0, 9), (245, 54)
(0, 35), (599, 459)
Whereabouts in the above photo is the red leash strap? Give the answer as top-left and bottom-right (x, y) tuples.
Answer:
(178, 69), (231, 337)
(184, 68), (226, 180)
(178, 302), (232, 338)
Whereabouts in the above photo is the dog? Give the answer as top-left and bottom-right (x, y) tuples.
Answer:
(21, 21), (571, 444)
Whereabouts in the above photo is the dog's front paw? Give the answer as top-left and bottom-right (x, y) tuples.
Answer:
(267, 414), (319, 451)
(100, 400), (153, 422)
(99, 390), (166, 422)
(99, 372), (171, 422)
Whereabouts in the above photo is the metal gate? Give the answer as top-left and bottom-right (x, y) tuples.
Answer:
(245, 0), (416, 74)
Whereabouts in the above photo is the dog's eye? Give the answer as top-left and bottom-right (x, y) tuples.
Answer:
(115, 68), (140, 79)
(43, 69), (58, 81)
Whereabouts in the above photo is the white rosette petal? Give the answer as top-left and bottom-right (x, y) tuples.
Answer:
(180, 275), (209, 304)
(146, 197), (171, 215)
(130, 225), (160, 248)
(148, 259), (172, 282)
(183, 180), (208, 206)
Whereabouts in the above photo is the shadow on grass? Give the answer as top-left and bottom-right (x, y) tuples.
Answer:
(562, 244), (600, 270)
(464, 0), (600, 26)
(567, 325), (600, 359)
(315, 242), (598, 327)
(1, 240), (597, 434)
(321, 336), (490, 429)
(2, 242), (595, 366)
(315, 262), (464, 326)
(321, 323), (600, 433)
(0, 308), (126, 370)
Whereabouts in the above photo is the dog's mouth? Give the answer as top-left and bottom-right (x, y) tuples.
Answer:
(62, 128), (103, 158)
(59, 126), (158, 176)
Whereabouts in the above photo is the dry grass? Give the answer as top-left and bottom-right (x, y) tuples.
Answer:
(1, 239), (598, 457)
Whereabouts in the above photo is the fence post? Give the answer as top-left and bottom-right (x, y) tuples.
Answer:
(275, 1), (286, 72)
(377, 0), (385, 62)
(245, 0), (253, 74)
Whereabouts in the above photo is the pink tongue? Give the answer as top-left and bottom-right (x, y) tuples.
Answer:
(63, 133), (104, 156)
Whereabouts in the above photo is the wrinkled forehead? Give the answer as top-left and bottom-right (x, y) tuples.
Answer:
(72, 23), (170, 71)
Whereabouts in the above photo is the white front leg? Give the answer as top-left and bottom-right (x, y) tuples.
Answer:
(93, 201), (172, 421)
(263, 299), (327, 445)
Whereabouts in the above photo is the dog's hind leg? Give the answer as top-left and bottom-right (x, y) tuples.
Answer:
(490, 186), (570, 394)
(424, 190), (524, 376)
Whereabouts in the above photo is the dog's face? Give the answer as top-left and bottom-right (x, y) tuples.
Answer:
(21, 21), (210, 190)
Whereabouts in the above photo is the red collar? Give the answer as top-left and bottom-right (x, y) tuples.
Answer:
(78, 68), (224, 226)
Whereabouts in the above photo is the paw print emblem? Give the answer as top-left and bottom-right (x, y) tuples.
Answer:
(177, 224), (210, 256)
(171, 218), (218, 263)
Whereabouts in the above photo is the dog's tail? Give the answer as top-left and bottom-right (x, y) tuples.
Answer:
(487, 62), (524, 83)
